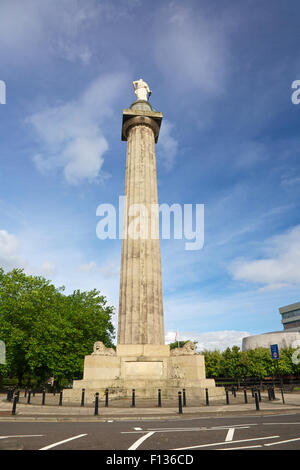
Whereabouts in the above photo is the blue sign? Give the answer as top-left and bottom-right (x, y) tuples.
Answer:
(270, 344), (280, 360)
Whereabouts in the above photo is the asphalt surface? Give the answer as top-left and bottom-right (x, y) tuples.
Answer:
(0, 412), (300, 451)
(1, 390), (300, 453)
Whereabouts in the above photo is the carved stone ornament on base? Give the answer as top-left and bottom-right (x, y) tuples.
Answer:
(170, 341), (197, 356)
(92, 341), (116, 356)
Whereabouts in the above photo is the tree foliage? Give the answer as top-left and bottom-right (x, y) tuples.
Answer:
(169, 340), (189, 350)
(202, 345), (300, 380)
(0, 268), (115, 388)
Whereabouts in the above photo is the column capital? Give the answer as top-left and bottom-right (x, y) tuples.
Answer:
(121, 107), (163, 143)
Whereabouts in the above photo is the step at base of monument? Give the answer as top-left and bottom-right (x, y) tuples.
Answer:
(63, 382), (224, 403)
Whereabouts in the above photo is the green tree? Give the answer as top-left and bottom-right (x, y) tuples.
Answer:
(202, 349), (222, 378)
(169, 340), (189, 351)
(219, 346), (243, 379)
(0, 268), (115, 388)
(242, 348), (271, 379)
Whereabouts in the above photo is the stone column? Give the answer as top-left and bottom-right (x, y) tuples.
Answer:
(118, 100), (164, 345)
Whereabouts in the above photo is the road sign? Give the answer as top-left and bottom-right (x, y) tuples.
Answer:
(270, 344), (280, 360)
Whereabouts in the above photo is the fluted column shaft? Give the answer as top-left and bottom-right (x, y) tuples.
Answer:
(118, 120), (164, 345)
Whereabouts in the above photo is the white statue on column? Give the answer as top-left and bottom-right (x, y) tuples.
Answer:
(132, 79), (152, 101)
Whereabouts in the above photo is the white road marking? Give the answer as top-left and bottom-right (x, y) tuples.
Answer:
(134, 427), (142, 431)
(173, 435), (280, 450)
(263, 422), (300, 426)
(0, 435), (43, 440)
(211, 424), (257, 428)
(128, 431), (155, 451)
(123, 428), (224, 434)
(147, 424), (255, 431)
(264, 437), (300, 447)
(225, 428), (235, 442)
(219, 445), (263, 450)
(123, 426), (250, 434)
(39, 434), (87, 450)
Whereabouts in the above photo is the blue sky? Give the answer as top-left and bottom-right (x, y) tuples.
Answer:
(0, 0), (300, 350)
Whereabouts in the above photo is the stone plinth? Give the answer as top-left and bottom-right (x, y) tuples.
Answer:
(63, 343), (224, 402)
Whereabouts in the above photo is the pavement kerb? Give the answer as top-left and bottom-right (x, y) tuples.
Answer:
(1, 391), (300, 422)
(1, 403), (300, 422)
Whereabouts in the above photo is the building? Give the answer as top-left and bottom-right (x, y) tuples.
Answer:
(242, 301), (300, 351)
(279, 302), (300, 332)
(242, 330), (300, 351)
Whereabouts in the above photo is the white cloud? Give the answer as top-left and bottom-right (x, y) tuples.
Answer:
(165, 330), (249, 351)
(79, 261), (98, 272)
(154, 4), (233, 94)
(36, 261), (56, 277)
(230, 225), (300, 290)
(27, 71), (128, 184)
(0, 229), (58, 279)
(157, 120), (178, 170)
(79, 260), (120, 279)
(0, 230), (25, 270)
(0, 0), (101, 65)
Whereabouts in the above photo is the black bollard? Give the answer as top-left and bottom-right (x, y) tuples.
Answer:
(158, 389), (161, 408)
(251, 387), (254, 398)
(254, 391), (260, 411)
(94, 392), (99, 416)
(226, 389), (230, 405)
(105, 388), (109, 408)
(27, 390), (31, 404)
(244, 388), (248, 404)
(8, 389), (13, 402)
(258, 388), (261, 402)
(42, 389), (46, 405)
(131, 389), (135, 408)
(24, 389), (27, 398)
(6, 389), (11, 402)
(59, 391), (63, 406)
(81, 388), (85, 407)
(281, 387), (285, 404)
(205, 388), (209, 406)
(178, 391), (183, 414)
(16, 390), (20, 403)
(183, 388), (186, 407)
(12, 395), (17, 415)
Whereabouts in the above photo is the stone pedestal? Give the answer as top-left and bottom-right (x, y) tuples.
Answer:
(63, 343), (224, 402)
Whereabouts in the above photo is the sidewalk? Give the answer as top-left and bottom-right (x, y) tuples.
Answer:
(1, 391), (300, 422)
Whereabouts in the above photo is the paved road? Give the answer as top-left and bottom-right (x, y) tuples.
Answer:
(0, 412), (300, 451)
